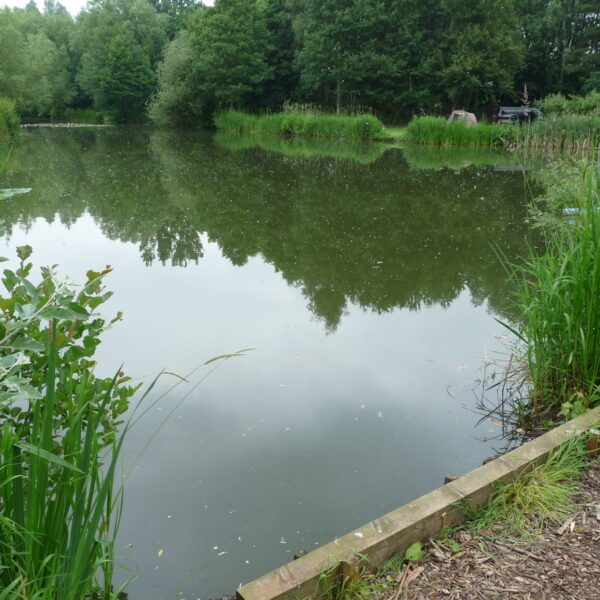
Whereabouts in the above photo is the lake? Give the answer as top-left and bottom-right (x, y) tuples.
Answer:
(1, 127), (532, 599)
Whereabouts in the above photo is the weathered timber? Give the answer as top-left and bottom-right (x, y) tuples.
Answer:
(237, 406), (600, 600)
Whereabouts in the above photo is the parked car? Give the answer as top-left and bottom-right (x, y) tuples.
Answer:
(492, 107), (543, 124)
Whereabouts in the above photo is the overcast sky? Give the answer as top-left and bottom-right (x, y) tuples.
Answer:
(1, 0), (213, 17)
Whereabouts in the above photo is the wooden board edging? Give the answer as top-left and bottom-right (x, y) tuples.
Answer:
(237, 406), (600, 600)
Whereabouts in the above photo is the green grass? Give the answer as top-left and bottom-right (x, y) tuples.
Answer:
(404, 116), (518, 147)
(501, 159), (600, 421)
(467, 436), (590, 536)
(521, 114), (600, 151)
(404, 115), (600, 151)
(214, 110), (386, 140)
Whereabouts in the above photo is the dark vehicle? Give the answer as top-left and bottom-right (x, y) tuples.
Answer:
(493, 107), (543, 124)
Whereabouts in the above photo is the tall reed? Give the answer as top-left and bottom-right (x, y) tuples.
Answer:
(214, 110), (386, 140)
(0, 329), (137, 599)
(404, 116), (518, 147)
(503, 160), (600, 419)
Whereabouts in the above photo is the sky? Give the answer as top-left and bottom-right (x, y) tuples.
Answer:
(1, 0), (88, 16)
(1, 0), (213, 17)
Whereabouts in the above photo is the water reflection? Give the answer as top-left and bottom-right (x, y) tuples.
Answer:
(0, 127), (538, 598)
(1, 127), (532, 331)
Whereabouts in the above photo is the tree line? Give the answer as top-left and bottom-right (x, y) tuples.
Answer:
(1, 0), (598, 124)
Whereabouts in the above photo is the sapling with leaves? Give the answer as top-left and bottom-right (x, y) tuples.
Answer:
(0, 237), (136, 444)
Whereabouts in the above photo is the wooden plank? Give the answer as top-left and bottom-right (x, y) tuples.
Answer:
(237, 406), (600, 600)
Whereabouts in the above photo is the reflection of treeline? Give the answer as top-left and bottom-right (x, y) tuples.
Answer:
(0, 128), (534, 330)
(214, 132), (389, 165)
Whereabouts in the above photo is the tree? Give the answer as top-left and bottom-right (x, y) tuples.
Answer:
(74, 0), (166, 119)
(437, 0), (524, 111)
(188, 0), (271, 110)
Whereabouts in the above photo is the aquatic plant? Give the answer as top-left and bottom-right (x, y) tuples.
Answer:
(404, 117), (518, 147)
(502, 159), (600, 421)
(213, 110), (386, 140)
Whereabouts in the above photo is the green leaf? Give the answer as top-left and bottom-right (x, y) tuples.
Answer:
(16, 441), (84, 473)
(39, 306), (76, 320)
(9, 337), (45, 352)
(16, 245), (33, 262)
(404, 542), (425, 562)
(204, 347), (255, 365)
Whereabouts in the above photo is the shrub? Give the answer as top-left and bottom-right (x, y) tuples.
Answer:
(0, 97), (20, 138)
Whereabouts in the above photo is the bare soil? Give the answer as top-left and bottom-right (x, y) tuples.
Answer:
(387, 460), (600, 600)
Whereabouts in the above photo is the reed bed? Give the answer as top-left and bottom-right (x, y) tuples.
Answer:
(214, 110), (386, 140)
(404, 116), (517, 147)
(521, 115), (600, 152)
(405, 115), (600, 152)
(503, 160), (600, 420)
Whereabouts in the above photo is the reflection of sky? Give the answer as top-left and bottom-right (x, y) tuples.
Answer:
(2, 216), (508, 598)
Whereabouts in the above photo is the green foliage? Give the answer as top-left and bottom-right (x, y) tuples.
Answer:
(540, 91), (600, 116)
(0, 7), (74, 118)
(503, 160), (600, 418)
(438, 0), (524, 111)
(467, 437), (590, 535)
(404, 541), (425, 561)
(74, 0), (166, 122)
(0, 236), (140, 598)
(148, 30), (203, 126)
(0, 97), (20, 138)
(0, 245), (135, 442)
(63, 107), (105, 124)
(405, 115), (600, 151)
(405, 116), (519, 147)
(214, 109), (385, 139)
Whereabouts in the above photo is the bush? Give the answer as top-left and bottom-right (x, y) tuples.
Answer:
(540, 91), (600, 116)
(0, 97), (20, 138)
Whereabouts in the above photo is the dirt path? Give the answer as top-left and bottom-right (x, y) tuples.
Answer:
(391, 461), (600, 599)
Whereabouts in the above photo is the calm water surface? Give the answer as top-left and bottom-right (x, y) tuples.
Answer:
(1, 128), (531, 599)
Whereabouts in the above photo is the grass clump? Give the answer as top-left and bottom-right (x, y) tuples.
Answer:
(63, 108), (106, 124)
(0, 97), (20, 139)
(522, 114), (600, 151)
(404, 116), (518, 147)
(214, 110), (386, 140)
(467, 436), (590, 536)
(502, 159), (600, 421)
